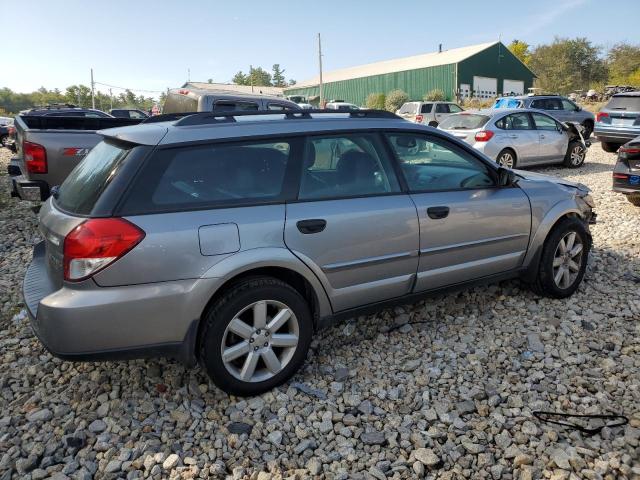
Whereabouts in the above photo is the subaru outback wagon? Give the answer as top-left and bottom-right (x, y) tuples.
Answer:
(24, 110), (595, 396)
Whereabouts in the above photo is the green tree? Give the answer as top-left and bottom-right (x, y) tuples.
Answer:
(365, 93), (386, 109)
(384, 89), (408, 112)
(288, 79), (297, 86)
(232, 71), (248, 85)
(508, 40), (531, 65)
(272, 64), (287, 87)
(607, 42), (640, 85)
(528, 37), (607, 93)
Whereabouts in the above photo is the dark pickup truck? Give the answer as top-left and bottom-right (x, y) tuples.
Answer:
(9, 114), (143, 201)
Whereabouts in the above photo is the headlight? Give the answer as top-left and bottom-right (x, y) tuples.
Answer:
(581, 193), (595, 208)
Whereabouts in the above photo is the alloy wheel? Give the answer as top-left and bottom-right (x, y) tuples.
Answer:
(221, 300), (299, 383)
(570, 145), (585, 166)
(552, 231), (584, 289)
(498, 152), (514, 168)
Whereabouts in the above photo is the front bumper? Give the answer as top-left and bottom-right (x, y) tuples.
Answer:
(23, 241), (219, 366)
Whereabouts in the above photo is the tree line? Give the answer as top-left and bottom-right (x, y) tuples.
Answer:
(0, 86), (160, 115)
(230, 64), (296, 87)
(508, 38), (640, 94)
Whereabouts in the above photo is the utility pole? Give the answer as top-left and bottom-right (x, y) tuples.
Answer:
(318, 33), (324, 108)
(188, 68), (191, 82)
(250, 64), (254, 93)
(90, 68), (96, 109)
(109, 88), (113, 110)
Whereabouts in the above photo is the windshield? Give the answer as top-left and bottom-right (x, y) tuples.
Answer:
(55, 140), (132, 215)
(439, 114), (490, 130)
(493, 98), (522, 109)
(606, 95), (640, 111)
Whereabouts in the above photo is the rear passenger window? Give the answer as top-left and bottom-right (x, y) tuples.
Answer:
(496, 113), (533, 130)
(298, 134), (400, 200)
(213, 102), (259, 112)
(421, 104), (433, 113)
(122, 141), (291, 212)
(435, 104), (449, 113)
(267, 104), (294, 111)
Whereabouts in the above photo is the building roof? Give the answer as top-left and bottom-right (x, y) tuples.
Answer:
(182, 82), (285, 97)
(288, 41), (502, 90)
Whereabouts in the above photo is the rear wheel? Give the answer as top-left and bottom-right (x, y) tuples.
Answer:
(530, 217), (590, 298)
(626, 193), (640, 207)
(428, 121), (438, 127)
(0, 135), (8, 147)
(497, 149), (517, 168)
(601, 141), (622, 153)
(199, 277), (313, 396)
(563, 141), (586, 168)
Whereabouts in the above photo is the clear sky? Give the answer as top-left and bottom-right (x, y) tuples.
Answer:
(2, 0), (639, 98)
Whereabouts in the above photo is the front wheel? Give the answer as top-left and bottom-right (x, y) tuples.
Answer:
(497, 149), (517, 168)
(563, 141), (586, 168)
(530, 217), (591, 298)
(626, 193), (640, 207)
(199, 277), (313, 396)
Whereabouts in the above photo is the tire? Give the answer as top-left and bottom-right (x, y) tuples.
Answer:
(428, 121), (438, 127)
(0, 135), (8, 147)
(199, 276), (313, 396)
(581, 121), (593, 139)
(530, 217), (591, 298)
(563, 140), (586, 168)
(601, 141), (622, 153)
(626, 193), (640, 207)
(496, 149), (517, 168)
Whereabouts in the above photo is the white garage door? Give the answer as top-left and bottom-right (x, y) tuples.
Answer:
(503, 79), (524, 95)
(473, 76), (497, 99)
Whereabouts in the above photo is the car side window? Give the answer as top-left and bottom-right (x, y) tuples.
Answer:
(561, 99), (577, 111)
(267, 103), (294, 111)
(213, 101), (259, 112)
(531, 113), (560, 131)
(298, 134), (400, 200)
(435, 104), (448, 113)
(530, 99), (546, 109)
(122, 140), (292, 212)
(386, 133), (495, 192)
(421, 103), (433, 113)
(508, 113), (533, 130)
(448, 104), (463, 113)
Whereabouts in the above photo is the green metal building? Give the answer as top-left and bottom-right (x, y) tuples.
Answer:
(284, 41), (535, 106)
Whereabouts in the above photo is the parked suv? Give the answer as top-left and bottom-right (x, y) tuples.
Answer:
(594, 91), (640, 152)
(493, 95), (595, 138)
(24, 110), (595, 396)
(397, 101), (463, 127)
(612, 134), (640, 206)
(163, 88), (300, 113)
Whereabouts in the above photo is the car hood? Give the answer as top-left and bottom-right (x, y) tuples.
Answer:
(513, 169), (590, 193)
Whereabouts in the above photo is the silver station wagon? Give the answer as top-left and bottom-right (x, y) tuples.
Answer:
(24, 110), (595, 396)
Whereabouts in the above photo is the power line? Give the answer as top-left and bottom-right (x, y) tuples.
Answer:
(93, 81), (163, 94)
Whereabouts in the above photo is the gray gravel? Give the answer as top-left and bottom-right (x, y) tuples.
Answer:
(0, 144), (639, 480)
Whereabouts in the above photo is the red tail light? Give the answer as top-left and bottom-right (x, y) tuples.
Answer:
(613, 173), (629, 179)
(415, 114), (424, 123)
(595, 112), (609, 122)
(24, 141), (47, 173)
(8, 125), (15, 134)
(475, 130), (495, 142)
(619, 146), (640, 154)
(63, 218), (145, 281)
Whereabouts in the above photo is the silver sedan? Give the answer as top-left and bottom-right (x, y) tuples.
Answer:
(438, 108), (588, 169)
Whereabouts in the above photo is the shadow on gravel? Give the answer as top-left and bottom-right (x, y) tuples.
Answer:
(536, 161), (614, 176)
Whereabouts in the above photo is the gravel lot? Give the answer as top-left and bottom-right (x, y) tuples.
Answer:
(0, 145), (639, 480)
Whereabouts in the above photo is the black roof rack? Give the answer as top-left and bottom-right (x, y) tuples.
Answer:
(141, 112), (198, 124)
(30, 103), (79, 110)
(172, 109), (399, 127)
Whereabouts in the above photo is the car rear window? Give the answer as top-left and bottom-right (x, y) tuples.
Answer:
(493, 98), (522, 109)
(606, 95), (640, 111)
(439, 114), (489, 130)
(121, 140), (292, 213)
(55, 140), (132, 215)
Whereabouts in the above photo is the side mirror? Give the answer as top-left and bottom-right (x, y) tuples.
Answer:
(498, 167), (516, 187)
(576, 105), (582, 112)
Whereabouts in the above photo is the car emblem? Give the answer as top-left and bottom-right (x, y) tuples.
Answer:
(62, 147), (91, 156)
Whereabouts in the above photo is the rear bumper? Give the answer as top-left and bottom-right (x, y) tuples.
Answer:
(594, 125), (639, 143)
(9, 173), (49, 201)
(23, 241), (219, 366)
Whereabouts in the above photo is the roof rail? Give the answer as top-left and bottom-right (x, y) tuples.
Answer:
(141, 112), (199, 124)
(173, 109), (400, 127)
(30, 103), (79, 110)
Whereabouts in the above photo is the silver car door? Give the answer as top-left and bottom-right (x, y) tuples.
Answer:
(502, 113), (539, 165)
(532, 112), (568, 161)
(385, 132), (531, 291)
(284, 133), (420, 312)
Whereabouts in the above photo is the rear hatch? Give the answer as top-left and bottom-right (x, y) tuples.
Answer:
(599, 95), (640, 128)
(438, 113), (490, 144)
(397, 102), (420, 123)
(39, 140), (136, 289)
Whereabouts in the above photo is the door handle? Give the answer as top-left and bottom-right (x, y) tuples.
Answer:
(540, 134), (546, 139)
(427, 206), (450, 219)
(297, 219), (327, 234)
(508, 134), (518, 138)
